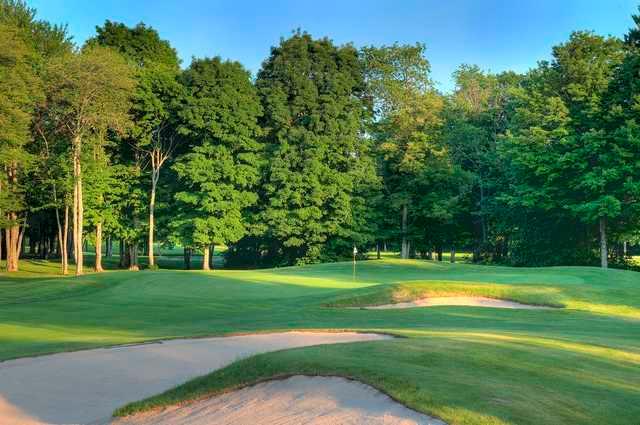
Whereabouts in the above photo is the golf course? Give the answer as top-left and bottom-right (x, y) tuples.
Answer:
(1, 257), (639, 424)
(4, 1), (640, 423)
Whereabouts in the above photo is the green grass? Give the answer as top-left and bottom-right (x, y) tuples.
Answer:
(1, 259), (639, 424)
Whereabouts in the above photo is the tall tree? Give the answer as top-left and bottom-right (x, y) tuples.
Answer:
(0, 21), (40, 271)
(89, 21), (183, 268)
(444, 66), (520, 261)
(502, 32), (626, 268)
(254, 32), (367, 265)
(362, 43), (444, 259)
(172, 57), (262, 270)
(45, 46), (134, 275)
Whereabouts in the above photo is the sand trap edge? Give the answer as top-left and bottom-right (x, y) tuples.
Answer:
(351, 296), (560, 310)
(0, 329), (401, 364)
(112, 374), (447, 425)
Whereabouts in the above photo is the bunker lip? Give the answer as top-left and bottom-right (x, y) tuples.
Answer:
(352, 296), (558, 310)
(0, 329), (401, 364)
(112, 375), (446, 425)
(0, 331), (392, 425)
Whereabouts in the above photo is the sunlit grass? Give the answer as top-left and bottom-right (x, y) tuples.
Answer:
(1, 258), (640, 424)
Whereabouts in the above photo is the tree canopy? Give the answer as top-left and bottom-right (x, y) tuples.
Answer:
(4, 3), (640, 272)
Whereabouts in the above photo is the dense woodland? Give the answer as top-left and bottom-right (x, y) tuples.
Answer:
(2, 0), (640, 274)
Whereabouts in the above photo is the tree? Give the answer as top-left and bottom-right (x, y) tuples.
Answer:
(501, 32), (626, 268)
(1, 0), (73, 273)
(89, 21), (183, 269)
(172, 57), (262, 270)
(0, 12), (42, 271)
(45, 46), (134, 275)
(362, 43), (444, 259)
(444, 66), (520, 261)
(87, 21), (180, 70)
(253, 32), (367, 265)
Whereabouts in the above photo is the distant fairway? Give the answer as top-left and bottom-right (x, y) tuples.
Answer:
(1, 259), (639, 424)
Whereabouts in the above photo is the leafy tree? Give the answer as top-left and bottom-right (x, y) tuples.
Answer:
(501, 32), (626, 268)
(89, 21), (184, 268)
(0, 21), (41, 271)
(444, 66), (520, 261)
(254, 32), (368, 265)
(172, 57), (262, 270)
(87, 20), (179, 70)
(362, 43), (444, 259)
(45, 46), (134, 275)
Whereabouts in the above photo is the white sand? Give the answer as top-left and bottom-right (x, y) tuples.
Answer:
(0, 331), (389, 425)
(114, 375), (445, 425)
(362, 296), (552, 310)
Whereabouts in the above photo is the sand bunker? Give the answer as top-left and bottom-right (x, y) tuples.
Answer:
(362, 296), (552, 310)
(113, 375), (445, 425)
(0, 331), (389, 425)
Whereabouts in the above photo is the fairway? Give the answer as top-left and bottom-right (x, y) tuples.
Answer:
(1, 259), (639, 424)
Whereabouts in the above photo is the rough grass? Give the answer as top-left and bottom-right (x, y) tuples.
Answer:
(2, 258), (640, 424)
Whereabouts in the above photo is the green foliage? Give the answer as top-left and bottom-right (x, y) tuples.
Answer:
(251, 32), (369, 265)
(499, 32), (636, 265)
(45, 46), (135, 140)
(8, 3), (640, 271)
(171, 57), (263, 249)
(0, 22), (41, 227)
(87, 20), (180, 70)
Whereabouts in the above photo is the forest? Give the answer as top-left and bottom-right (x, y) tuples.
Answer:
(2, 0), (640, 275)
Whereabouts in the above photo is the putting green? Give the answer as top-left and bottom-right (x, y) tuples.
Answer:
(1, 258), (639, 424)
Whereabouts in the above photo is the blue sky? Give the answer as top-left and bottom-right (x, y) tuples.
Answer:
(29, 0), (638, 91)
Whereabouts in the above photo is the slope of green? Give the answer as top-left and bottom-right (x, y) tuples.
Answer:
(1, 259), (639, 424)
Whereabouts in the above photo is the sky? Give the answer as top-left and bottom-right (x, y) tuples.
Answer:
(28, 0), (639, 92)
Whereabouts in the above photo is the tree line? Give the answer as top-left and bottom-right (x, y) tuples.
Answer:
(2, 0), (640, 274)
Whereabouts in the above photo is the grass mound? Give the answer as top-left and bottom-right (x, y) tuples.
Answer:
(324, 281), (564, 308)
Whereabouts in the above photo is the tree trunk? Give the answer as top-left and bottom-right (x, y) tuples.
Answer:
(376, 242), (381, 259)
(148, 170), (158, 268)
(184, 247), (191, 270)
(94, 222), (103, 272)
(7, 216), (20, 272)
(4, 226), (9, 270)
(128, 242), (139, 271)
(210, 244), (215, 270)
(623, 241), (628, 258)
(450, 247), (456, 263)
(5, 163), (21, 272)
(202, 245), (210, 270)
(600, 217), (608, 269)
(73, 136), (84, 276)
(4, 224), (13, 272)
(62, 206), (69, 274)
(479, 180), (487, 244)
(119, 239), (126, 268)
(106, 235), (112, 257)
(400, 204), (409, 259)
(437, 247), (443, 262)
(54, 193), (68, 275)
